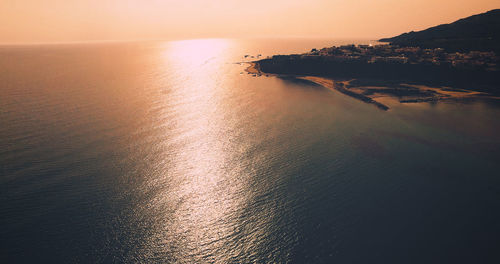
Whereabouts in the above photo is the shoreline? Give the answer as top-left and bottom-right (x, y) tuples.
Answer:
(297, 76), (390, 110)
(245, 62), (497, 110)
(245, 62), (264, 75)
(245, 62), (389, 110)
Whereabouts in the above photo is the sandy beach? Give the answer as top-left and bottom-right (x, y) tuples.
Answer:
(247, 62), (497, 110)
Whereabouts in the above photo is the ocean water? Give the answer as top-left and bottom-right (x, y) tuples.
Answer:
(1, 39), (500, 263)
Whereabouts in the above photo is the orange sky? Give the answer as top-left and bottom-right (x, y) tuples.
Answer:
(0, 0), (498, 43)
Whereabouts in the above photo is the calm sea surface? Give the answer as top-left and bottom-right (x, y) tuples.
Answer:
(1, 39), (500, 263)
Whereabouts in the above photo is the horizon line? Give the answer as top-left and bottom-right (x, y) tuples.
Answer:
(0, 36), (384, 46)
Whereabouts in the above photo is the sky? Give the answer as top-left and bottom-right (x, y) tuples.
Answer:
(0, 0), (498, 43)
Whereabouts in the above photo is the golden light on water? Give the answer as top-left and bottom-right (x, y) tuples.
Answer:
(4, 29), (500, 262)
(147, 39), (260, 261)
(164, 39), (230, 68)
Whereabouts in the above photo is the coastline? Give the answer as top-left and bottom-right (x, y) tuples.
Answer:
(245, 62), (260, 74)
(296, 77), (390, 110)
(245, 62), (389, 110)
(246, 62), (497, 111)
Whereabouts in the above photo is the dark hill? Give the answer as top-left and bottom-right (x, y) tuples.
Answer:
(379, 9), (500, 53)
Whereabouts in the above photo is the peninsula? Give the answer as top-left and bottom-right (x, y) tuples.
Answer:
(249, 9), (500, 110)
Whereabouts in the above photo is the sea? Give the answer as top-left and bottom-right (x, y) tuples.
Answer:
(1, 39), (500, 263)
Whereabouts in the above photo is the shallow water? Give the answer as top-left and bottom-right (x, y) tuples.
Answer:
(1, 39), (500, 263)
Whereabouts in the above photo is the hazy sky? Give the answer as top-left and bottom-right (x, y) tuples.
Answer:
(0, 0), (498, 43)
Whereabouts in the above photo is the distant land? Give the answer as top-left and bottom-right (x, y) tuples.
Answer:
(380, 9), (500, 53)
(249, 9), (500, 110)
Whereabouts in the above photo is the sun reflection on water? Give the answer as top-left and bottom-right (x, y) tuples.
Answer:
(147, 39), (261, 262)
(163, 39), (230, 69)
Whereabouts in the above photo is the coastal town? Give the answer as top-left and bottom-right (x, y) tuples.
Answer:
(249, 43), (500, 111)
(271, 44), (500, 71)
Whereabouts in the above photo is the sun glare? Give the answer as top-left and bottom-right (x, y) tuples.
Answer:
(163, 39), (230, 68)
